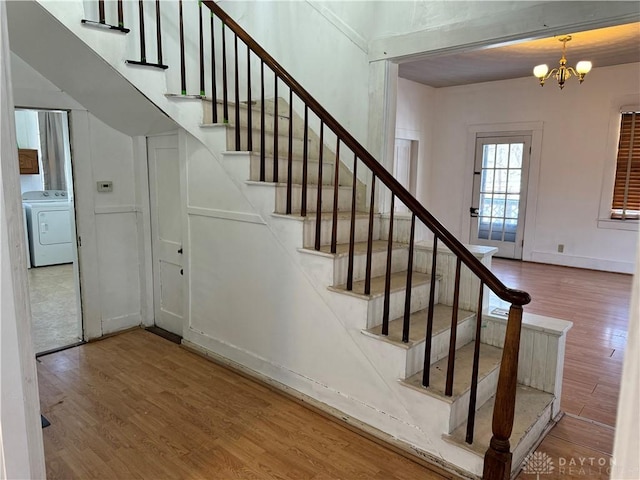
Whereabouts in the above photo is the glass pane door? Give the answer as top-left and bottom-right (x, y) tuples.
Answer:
(470, 135), (531, 259)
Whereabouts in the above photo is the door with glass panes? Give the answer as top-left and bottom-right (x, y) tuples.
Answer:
(470, 135), (531, 259)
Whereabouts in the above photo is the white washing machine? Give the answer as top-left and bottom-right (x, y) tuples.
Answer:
(23, 190), (74, 267)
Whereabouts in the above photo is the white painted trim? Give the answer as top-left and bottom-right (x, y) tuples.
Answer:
(597, 218), (639, 232)
(530, 251), (635, 275)
(305, 1), (368, 54)
(133, 135), (154, 327)
(395, 127), (420, 142)
(69, 109), (103, 340)
(93, 205), (141, 215)
(485, 312), (573, 338)
(368, 59), (398, 213)
(368, 3), (640, 63)
(179, 129), (191, 339)
(612, 230), (640, 478)
(462, 122), (543, 262)
(0, 2), (46, 474)
(187, 206), (266, 225)
(597, 95), (640, 226)
(101, 313), (142, 335)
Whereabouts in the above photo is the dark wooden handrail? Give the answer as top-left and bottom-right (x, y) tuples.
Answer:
(202, 0), (529, 308)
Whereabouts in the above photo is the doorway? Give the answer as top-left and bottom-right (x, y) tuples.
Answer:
(469, 134), (531, 259)
(16, 108), (83, 354)
(393, 138), (418, 213)
(147, 133), (184, 336)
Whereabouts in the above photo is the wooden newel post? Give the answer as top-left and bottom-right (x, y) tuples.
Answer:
(483, 304), (523, 480)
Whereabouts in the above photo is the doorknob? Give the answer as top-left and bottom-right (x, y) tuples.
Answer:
(470, 207), (479, 217)
(178, 247), (183, 254)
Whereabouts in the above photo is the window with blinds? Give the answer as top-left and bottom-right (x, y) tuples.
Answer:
(611, 111), (640, 220)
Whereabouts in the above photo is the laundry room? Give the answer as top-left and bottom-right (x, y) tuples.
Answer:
(15, 108), (82, 354)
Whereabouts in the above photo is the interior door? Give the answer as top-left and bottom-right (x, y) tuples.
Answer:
(393, 138), (416, 213)
(147, 133), (184, 336)
(470, 135), (531, 259)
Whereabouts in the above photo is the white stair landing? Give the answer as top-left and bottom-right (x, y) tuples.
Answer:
(445, 384), (555, 475)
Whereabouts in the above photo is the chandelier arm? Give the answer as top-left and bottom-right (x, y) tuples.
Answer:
(543, 68), (559, 81)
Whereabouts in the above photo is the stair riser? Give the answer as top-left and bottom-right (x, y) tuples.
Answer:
(332, 248), (409, 286)
(226, 127), (334, 162)
(204, 101), (302, 139)
(249, 155), (336, 186)
(447, 367), (500, 434)
(366, 282), (438, 330)
(302, 216), (381, 248)
(380, 216), (416, 244)
(275, 185), (355, 214)
(511, 402), (553, 472)
(405, 316), (476, 379)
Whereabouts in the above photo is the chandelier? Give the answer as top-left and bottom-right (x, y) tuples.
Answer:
(533, 36), (592, 89)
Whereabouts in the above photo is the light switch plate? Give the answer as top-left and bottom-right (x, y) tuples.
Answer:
(97, 181), (113, 192)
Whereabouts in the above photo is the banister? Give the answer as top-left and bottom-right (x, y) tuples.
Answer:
(202, 0), (530, 307)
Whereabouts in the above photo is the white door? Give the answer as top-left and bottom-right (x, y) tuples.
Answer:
(470, 135), (531, 259)
(148, 133), (184, 336)
(393, 138), (416, 213)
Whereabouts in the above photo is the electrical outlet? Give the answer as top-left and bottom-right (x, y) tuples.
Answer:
(97, 181), (113, 193)
(557, 244), (564, 253)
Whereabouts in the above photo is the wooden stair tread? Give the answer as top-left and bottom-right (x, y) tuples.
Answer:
(365, 305), (475, 346)
(445, 385), (554, 456)
(403, 342), (502, 400)
(329, 270), (431, 298)
(244, 151), (335, 164)
(301, 240), (408, 257)
(273, 211), (371, 221)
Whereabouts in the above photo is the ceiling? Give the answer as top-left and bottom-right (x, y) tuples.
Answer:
(398, 22), (640, 88)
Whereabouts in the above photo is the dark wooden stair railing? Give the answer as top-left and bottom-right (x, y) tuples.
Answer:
(205, 4), (532, 475)
(81, 0), (130, 33)
(85, 1), (532, 477)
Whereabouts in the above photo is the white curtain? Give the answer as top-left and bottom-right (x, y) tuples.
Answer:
(38, 111), (66, 191)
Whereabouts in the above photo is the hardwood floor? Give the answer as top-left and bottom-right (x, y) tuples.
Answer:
(37, 329), (452, 480)
(37, 260), (632, 479)
(491, 259), (631, 480)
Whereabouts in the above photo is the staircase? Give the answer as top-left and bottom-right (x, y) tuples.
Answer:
(199, 96), (555, 478)
(10, 1), (570, 478)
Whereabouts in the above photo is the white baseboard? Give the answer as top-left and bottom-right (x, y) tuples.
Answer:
(101, 313), (141, 335)
(529, 251), (634, 274)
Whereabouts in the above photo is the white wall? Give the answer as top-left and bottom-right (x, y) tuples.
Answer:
(219, 1), (639, 161)
(218, 1), (371, 145)
(397, 63), (640, 273)
(11, 53), (151, 338)
(0, 2), (46, 476)
(396, 77), (436, 208)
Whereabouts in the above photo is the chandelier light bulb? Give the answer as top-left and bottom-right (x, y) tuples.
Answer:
(533, 64), (549, 78)
(576, 61), (592, 75)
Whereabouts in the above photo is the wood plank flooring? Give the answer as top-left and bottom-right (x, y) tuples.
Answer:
(37, 260), (632, 479)
(491, 259), (630, 480)
(37, 329), (453, 480)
